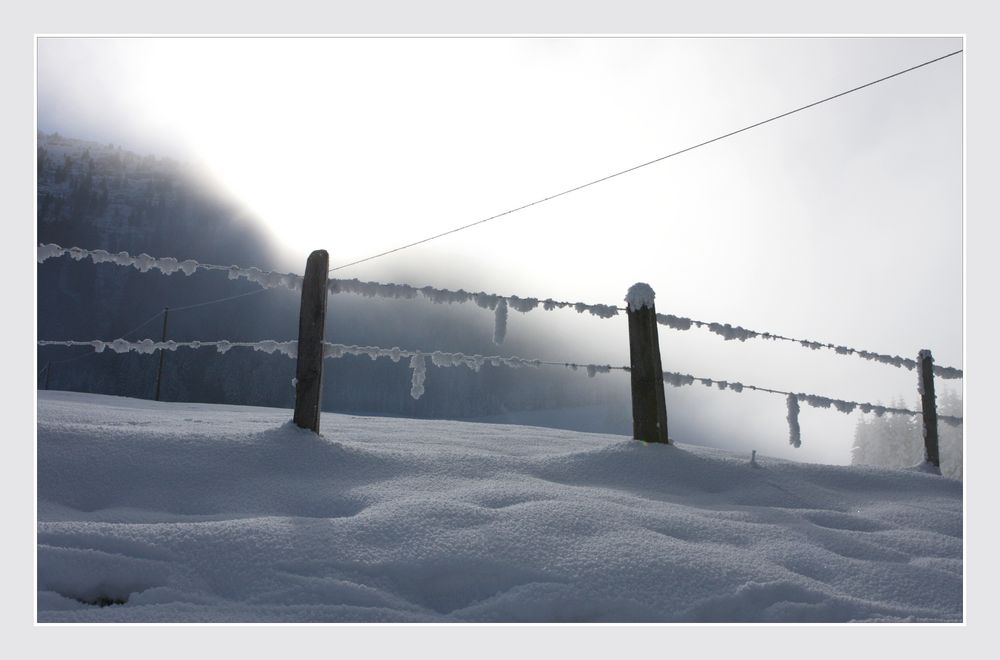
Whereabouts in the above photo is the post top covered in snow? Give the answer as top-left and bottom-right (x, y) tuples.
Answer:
(625, 282), (656, 311)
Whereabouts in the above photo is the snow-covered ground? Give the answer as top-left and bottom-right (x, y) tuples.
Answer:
(36, 391), (962, 623)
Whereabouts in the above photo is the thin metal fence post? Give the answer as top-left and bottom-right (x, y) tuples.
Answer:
(155, 307), (169, 401)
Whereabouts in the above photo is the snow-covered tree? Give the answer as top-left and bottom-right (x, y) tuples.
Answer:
(851, 393), (962, 479)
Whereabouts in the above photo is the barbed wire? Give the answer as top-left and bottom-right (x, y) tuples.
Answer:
(39, 243), (964, 379)
(36, 337), (962, 427)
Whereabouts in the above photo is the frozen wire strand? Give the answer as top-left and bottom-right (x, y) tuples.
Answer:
(327, 275), (962, 377)
(37, 243), (965, 377)
(37, 244), (304, 293)
(329, 277), (622, 318)
(327, 49), (964, 273)
(37, 308), (168, 367)
(33, 337), (963, 425)
(654, 313), (964, 379)
(168, 285), (273, 312)
(120, 308), (166, 339)
(657, 367), (964, 426)
(37, 339), (299, 359)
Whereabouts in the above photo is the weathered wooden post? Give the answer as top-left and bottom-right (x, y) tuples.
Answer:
(293, 250), (329, 433)
(917, 349), (940, 469)
(154, 307), (169, 401)
(626, 282), (669, 443)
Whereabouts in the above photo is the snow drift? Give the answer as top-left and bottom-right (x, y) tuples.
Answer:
(37, 391), (962, 623)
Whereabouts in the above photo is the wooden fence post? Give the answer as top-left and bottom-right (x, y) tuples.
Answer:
(293, 250), (329, 433)
(918, 349), (940, 469)
(154, 307), (169, 401)
(626, 282), (669, 444)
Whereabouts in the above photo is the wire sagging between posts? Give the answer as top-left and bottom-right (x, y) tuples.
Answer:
(37, 338), (962, 433)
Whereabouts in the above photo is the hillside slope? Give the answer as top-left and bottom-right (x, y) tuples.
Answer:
(36, 391), (962, 623)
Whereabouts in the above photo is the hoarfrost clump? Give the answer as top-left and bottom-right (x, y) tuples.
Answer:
(323, 344), (345, 359)
(37, 244), (65, 263)
(508, 296), (539, 313)
(656, 314), (693, 331)
(581, 304), (618, 319)
(707, 323), (758, 342)
(662, 371), (696, 387)
(473, 293), (500, 310)
(800, 394), (833, 410)
(833, 400), (857, 414)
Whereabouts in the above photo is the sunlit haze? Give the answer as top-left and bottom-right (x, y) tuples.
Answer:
(37, 37), (963, 465)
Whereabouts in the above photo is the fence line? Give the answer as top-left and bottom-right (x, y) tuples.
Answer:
(38, 242), (964, 379)
(35, 336), (963, 431)
(38, 243), (964, 463)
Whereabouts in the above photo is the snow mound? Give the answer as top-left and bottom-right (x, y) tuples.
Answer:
(37, 391), (962, 623)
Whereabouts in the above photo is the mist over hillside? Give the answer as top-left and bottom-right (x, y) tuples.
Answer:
(36, 132), (643, 432)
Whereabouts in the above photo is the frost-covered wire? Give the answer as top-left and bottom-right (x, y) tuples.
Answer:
(168, 286), (273, 312)
(657, 367), (963, 427)
(38, 243), (304, 292)
(328, 277), (620, 319)
(327, 275), (962, 379)
(36, 335), (962, 427)
(655, 313), (963, 380)
(38, 338), (300, 358)
(39, 242), (962, 379)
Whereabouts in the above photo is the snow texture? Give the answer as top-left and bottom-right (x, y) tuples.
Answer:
(625, 282), (655, 311)
(786, 395), (801, 448)
(36, 391), (963, 623)
(38, 243), (303, 291)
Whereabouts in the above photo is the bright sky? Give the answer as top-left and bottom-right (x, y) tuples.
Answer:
(36, 37), (964, 464)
